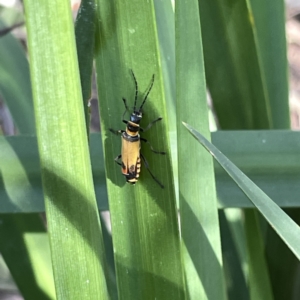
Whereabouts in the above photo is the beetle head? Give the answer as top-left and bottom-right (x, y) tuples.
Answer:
(130, 111), (142, 124)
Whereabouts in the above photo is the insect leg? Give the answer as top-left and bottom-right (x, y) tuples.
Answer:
(140, 137), (166, 155)
(109, 129), (125, 135)
(114, 154), (122, 166)
(122, 119), (129, 126)
(140, 117), (162, 132)
(140, 153), (164, 189)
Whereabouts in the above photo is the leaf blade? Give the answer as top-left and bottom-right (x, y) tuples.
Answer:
(184, 122), (300, 260)
(94, 0), (185, 298)
(176, 0), (226, 298)
(24, 0), (109, 298)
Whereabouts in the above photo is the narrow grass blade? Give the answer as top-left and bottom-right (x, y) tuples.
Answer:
(154, 0), (176, 133)
(75, 0), (96, 134)
(265, 208), (300, 300)
(198, 0), (271, 129)
(0, 214), (55, 299)
(250, 0), (289, 128)
(0, 20), (35, 134)
(244, 211), (272, 300)
(24, 0), (109, 298)
(100, 214), (118, 300)
(95, 0), (185, 298)
(176, 1), (226, 299)
(0, 19), (55, 300)
(198, 2), (289, 296)
(183, 122), (300, 260)
(224, 209), (248, 280)
(249, 0), (293, 296)
(244, 210), (273, 300)
(219, 211), (249, 300)
(154, 0), (178, 200)
(0, 119), (55, 295)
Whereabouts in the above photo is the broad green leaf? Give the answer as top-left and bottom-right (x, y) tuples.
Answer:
(24, 0), (108, 298)
(183, 123), (300, 261)
(94, 0), (185, 298)
(176, 1), (226, 299)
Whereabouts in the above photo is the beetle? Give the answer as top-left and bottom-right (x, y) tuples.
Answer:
(109, 70), (165, 188)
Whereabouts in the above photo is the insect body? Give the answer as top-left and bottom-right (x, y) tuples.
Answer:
(110, 70), (165, 188)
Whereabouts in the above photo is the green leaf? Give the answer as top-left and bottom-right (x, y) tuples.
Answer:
(24, 0), (109, 298)
(75, 0), (96, 135)
(198, 2), (289, 297)
(0, 18), (55, 300)
(0, 134), (108, 213)
(154, 0), (178, 199)
(0, 19), (35, 134)
(154, 0), (176, 133)
(0, 136), (55, 299)
(219, 211), (249, 300)
(198, 0), (271, 129)
(2, 131), (300, 212)
(265, 208), (300, 300)
(250, 0), (289, 128)
(94, 0), (185, 298)
(183, 122), (300, 261)
(0, 214), (55, 300)
(176, 0), (226, 299)
(244, 210), (273, 300)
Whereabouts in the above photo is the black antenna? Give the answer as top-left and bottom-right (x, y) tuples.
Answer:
(139, 74), (155, 112)
(122, 98), (130, 119)
(130, 70), (139, 112)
